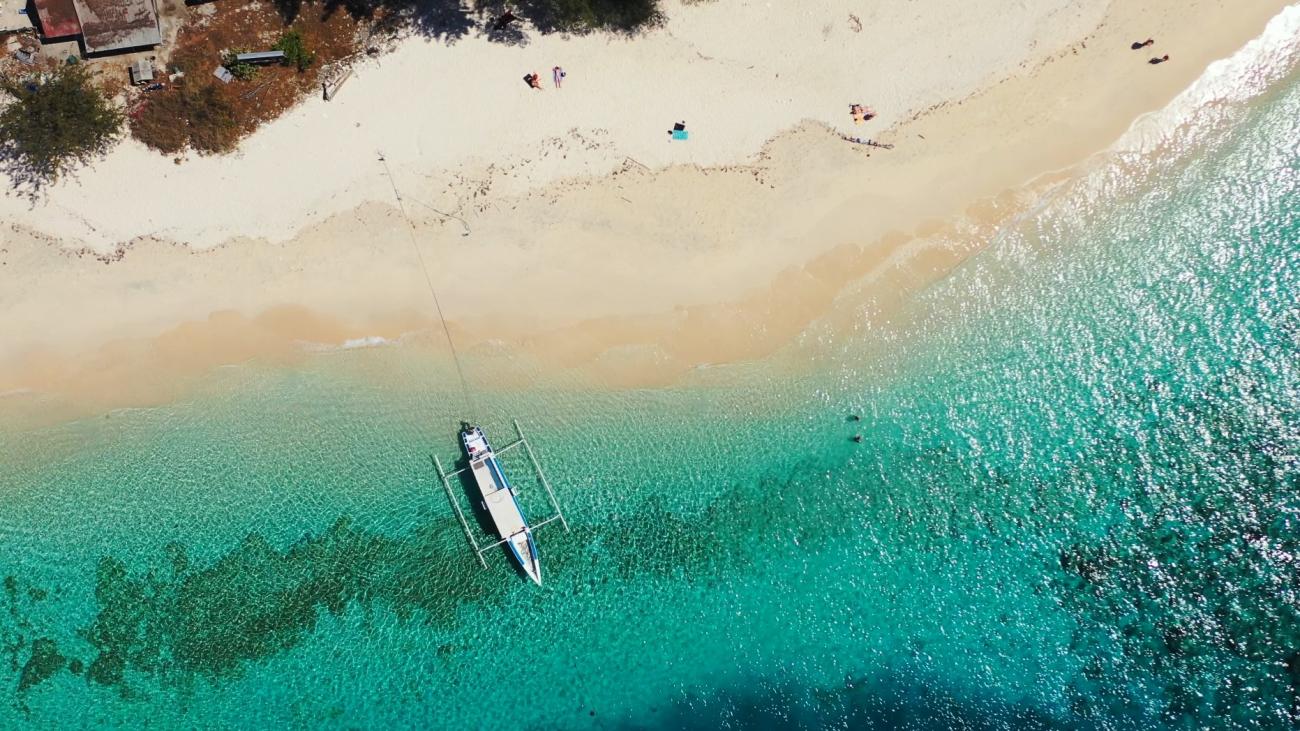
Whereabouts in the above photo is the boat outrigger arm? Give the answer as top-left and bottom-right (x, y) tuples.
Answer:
(433, 420), (569, 585)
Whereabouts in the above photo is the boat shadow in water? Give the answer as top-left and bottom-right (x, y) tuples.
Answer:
(429, 453), (534, 584)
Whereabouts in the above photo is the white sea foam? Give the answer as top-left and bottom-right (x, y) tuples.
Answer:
(1113, 4), (1300, 154)
(340, 336), (392, 350)
(297, 335), (396, 353)
(1034, 5), (1300, 231)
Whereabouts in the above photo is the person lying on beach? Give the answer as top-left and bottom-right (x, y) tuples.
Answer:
(525, 72), (543, 89)
(553, 66), (565, 88)
(1149, 54), (1170, 65)
(1131, 38), (1154, 50)
(850, 104), (875, 124)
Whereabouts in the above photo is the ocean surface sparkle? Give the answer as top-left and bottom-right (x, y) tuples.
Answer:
(3, 14), (1300, 729)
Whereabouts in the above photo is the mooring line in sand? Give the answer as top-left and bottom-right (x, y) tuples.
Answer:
(377, 151), (476, 419)
(409, 198), (472, 237)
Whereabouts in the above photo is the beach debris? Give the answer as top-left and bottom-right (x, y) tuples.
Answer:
(8, 35), (38, 65)
(129, 58), (154, 85)
(241, 82), (269, 100)
(840, 135), (893, 149)
(235, 50), (286, 65)
(323, 68), (352, 101)
(213, 66), (234, 83)
(1149, 54), (1170, 65)
(669, 121), (688, 141)
(1130, 38), (1154, 50)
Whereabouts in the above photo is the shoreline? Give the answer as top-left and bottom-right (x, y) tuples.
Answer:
(1, 0), (1294, 424)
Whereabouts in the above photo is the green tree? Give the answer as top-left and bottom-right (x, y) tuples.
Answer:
(0, 65), (122, 191)
(274, 31), (315, 72)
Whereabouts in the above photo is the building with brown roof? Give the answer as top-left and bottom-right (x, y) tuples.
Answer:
(31, 0), (82, 39)
(32, 0), (161, 55)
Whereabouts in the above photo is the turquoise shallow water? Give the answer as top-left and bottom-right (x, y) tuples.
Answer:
(4, 17), (1300, 729)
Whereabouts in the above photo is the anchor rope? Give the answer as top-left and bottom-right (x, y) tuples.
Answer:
(377, 152), (476, 420)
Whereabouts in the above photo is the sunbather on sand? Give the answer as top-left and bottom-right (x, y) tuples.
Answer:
(850, 104), (876, 124)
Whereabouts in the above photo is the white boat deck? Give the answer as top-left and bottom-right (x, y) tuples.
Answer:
(464, 429), (490, 459)
(472, 457), (528, 539)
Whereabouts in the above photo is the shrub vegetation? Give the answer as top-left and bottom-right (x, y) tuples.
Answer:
(274, 31), (315, 72)
(222, 51), (259, 81)
(130, 84), (241, 155)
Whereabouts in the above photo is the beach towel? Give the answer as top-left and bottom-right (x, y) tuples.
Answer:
(672, 130), (689, 141)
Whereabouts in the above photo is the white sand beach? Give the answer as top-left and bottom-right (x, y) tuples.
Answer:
(3, 0), (1111, 249)
(1, 0), (1293, 416)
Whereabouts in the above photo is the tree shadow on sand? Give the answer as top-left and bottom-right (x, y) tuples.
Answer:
(273, 0), (663, 44)
(271, 0), (478, 43)
(0, 156), (55, 201)
(496, 0), (664, 35)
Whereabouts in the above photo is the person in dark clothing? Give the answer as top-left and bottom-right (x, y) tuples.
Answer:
(1149, 54), (1170, 65)
(492, 10), (518, 31)
(1131, 38), (1154, 50)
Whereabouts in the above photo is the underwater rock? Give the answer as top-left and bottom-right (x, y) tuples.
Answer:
(18, 638), (65, 692)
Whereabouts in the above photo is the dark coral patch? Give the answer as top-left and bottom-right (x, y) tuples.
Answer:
(76, 516), (506, 693)
(18, 638), (65, 692)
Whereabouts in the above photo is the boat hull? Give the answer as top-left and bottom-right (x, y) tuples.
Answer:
(507, 531), (542, 585)
(461, 425), (542, 585)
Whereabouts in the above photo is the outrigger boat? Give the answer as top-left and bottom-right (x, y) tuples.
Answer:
(460, 424), (542, 585)
(434, 420), (567, 585)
